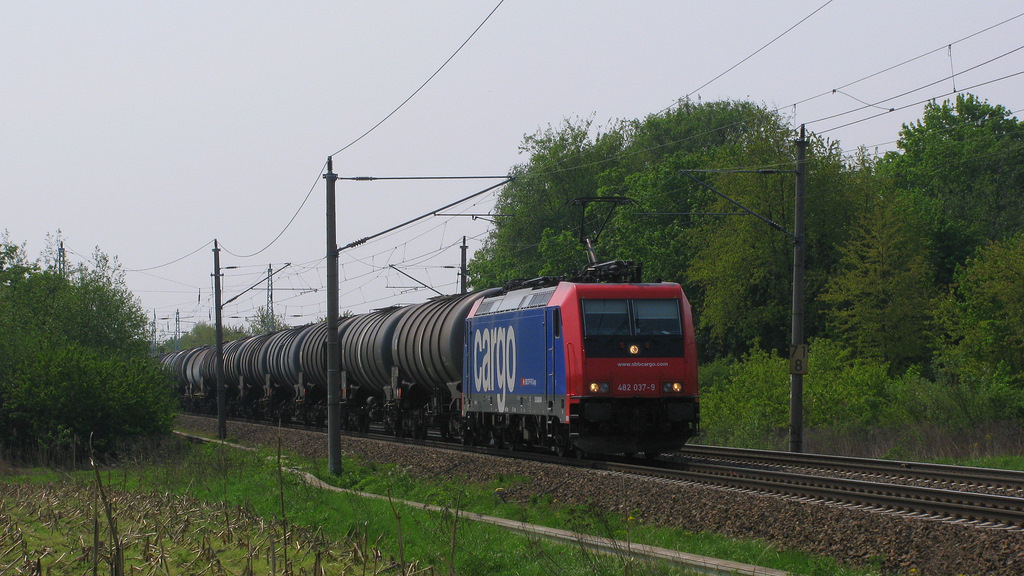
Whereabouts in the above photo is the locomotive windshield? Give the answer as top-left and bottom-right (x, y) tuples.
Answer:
(581, 299), (631, 336)
(582, 299), (682, 337)
(633, 299), (683, 335)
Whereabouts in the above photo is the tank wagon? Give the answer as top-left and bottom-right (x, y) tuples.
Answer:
(164, 267), (699, 456)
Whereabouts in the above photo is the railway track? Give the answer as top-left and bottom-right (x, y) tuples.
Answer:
(193, 413), (1024, 530)
(600, 456), (1024, 530)
(678, 444), (1024, 493)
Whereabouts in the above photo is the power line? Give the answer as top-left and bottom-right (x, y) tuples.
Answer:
(220, 1), (506, 262)
(790, 10), (1024, 109)
(817, 69), (1024, 134)
(684, 0), (836, 100)
(125, 240), (214, 272)
(329, 0), (504, 157)
(805, 44), (1024, 127)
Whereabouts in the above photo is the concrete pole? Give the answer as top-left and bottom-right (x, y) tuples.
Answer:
(790, 125), (808, 453)
(460, 235), (468, 294)
(213, 239), (226, 440)
(325, 158), (342, 475)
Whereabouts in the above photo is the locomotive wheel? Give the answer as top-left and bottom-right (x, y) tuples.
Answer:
(502, 428), (519, 451)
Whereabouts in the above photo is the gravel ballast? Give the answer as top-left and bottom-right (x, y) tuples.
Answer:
(176, 414), (1024, 575)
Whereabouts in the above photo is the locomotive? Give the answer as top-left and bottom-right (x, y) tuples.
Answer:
(163, 261), (699, 456)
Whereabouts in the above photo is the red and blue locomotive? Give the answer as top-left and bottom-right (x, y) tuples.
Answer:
(462, 270), (699, 456)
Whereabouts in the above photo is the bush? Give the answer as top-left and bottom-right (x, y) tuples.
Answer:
(697, 338), (1024, 452)
(0, 235), (177, 459)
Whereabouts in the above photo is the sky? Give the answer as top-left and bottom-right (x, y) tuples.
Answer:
(3, 1), (1023, 341)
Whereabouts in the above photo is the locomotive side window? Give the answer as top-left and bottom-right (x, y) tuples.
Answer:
(633, 299), (682, 336)
(582, 300), (631, 336)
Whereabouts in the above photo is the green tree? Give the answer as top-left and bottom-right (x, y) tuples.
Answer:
(159, 321), (248, 353)
(469, 116), (625, 287)
(0, 233), (176, 456)
(685, 130), (864, 357)
(818, 196), (936, 372)
(936, 232), (1024, 387)
(248, 306), (289, 335)
(470, 100), (866, 361)
(878, 93), (1024, 285)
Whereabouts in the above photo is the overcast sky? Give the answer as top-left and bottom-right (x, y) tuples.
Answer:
(3, 1), (1022, 340)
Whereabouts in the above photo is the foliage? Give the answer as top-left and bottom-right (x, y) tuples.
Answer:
(156, 320), (248, 354)
(471, 100), (866, 359)
(936, 232), (1024, 388)
(1, 342), (176, 452)
(470, 93), (1024, 448)
(697, 348), (789, 448)
(469, 115), (625, 287)
(878, 93), (1024, 285)
(247, 305), (289, 335)
(699, 339), (1024, 449)
(0, 232), (176, 455)
(818, 196), (936, 372)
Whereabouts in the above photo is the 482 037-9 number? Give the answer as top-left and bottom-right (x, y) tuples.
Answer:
(615, 382), (657, 393)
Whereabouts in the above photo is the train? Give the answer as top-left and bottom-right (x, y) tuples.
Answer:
(162, 261), (699, 457)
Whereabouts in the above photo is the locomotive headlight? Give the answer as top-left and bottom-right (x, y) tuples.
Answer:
(628, 344), (640, 355)
(662, 381), (684, 393)
(588, 382), (610, 394)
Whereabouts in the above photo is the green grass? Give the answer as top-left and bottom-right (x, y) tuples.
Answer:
(3, 435), (883, 575)
(928, 454), (1024, 471)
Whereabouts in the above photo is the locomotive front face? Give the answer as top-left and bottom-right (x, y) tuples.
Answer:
(567, 283), (700, 455)
(577, 297), (695, 398)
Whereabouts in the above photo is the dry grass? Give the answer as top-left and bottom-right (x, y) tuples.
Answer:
(803, 420), (1024, 460)
(0, 479), (434, 575)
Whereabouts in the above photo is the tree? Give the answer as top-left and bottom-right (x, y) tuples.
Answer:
(158, 321), (248, 353)
(469, 100), (865, 361)
(469, 115), (624, 287)
(818, 197), (936, 372)
(937, 232), (1024, 387)
(878, 93), (1024, 285)
(683, 125), (864, 357)
(248, 306), (289, 334)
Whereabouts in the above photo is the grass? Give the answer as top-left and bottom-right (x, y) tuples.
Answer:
(927, 454), (1024, 471)
(0, 431), (900, 576)
(0, 473), (375, 575)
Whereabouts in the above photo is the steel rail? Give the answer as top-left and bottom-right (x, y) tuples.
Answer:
(679, 445), (1024, 492)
